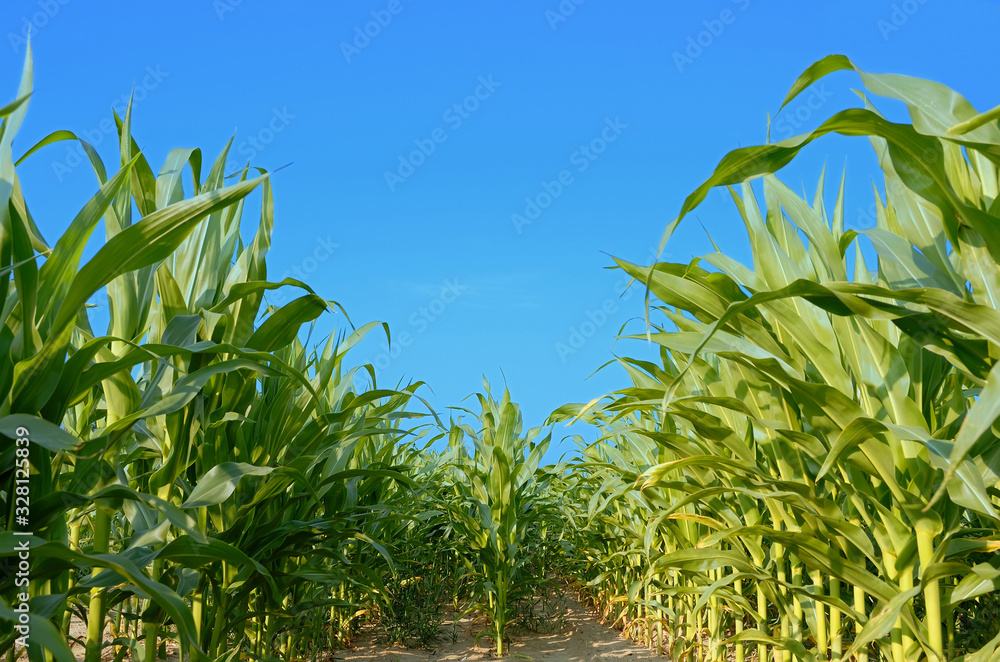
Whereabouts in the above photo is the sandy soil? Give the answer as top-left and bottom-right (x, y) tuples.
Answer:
(335, 596), (662, 661)
(51, 594), (659, 661)
(65, 614), (181, 661)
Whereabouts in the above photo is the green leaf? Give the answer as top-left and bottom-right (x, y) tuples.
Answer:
(182, 462), (273, 508)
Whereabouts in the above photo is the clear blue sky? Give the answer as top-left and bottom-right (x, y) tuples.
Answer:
(2, 1), (997, 460)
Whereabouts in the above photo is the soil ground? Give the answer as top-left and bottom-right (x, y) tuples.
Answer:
(56, 593), (659, 661)
(335, 595), (661, 661)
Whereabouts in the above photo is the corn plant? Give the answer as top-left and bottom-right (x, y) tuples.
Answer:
(560, 56), (1000, 661)
(0, 44), (425, 662)
(442, 381), (555, 656)
(8, 36), (1000, 662)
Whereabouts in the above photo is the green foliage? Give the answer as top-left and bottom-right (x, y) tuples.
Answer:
(954, 574), (1000, 657)
(439, 381), (560, 655)
(0, 44), (432, 662)
(376, 570), (449, 649)
(5, 37), (1000, 662)
(555, 54), (1000, 661)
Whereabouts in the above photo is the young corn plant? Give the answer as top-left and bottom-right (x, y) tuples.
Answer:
(1, 43), (424, 662)
(561, 55), (1000, 661)
(0, 43), (276, 661)
(443, 381), (554, 656)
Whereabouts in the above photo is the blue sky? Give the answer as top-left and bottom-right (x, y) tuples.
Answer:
(2, 1), (997, 460)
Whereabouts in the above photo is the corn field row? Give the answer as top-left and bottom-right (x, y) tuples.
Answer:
(4, 45), (1000, 661)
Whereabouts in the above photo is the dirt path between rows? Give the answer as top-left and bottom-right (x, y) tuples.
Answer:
(335, 595), (661, 661)
(57, 594), (660, 661)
